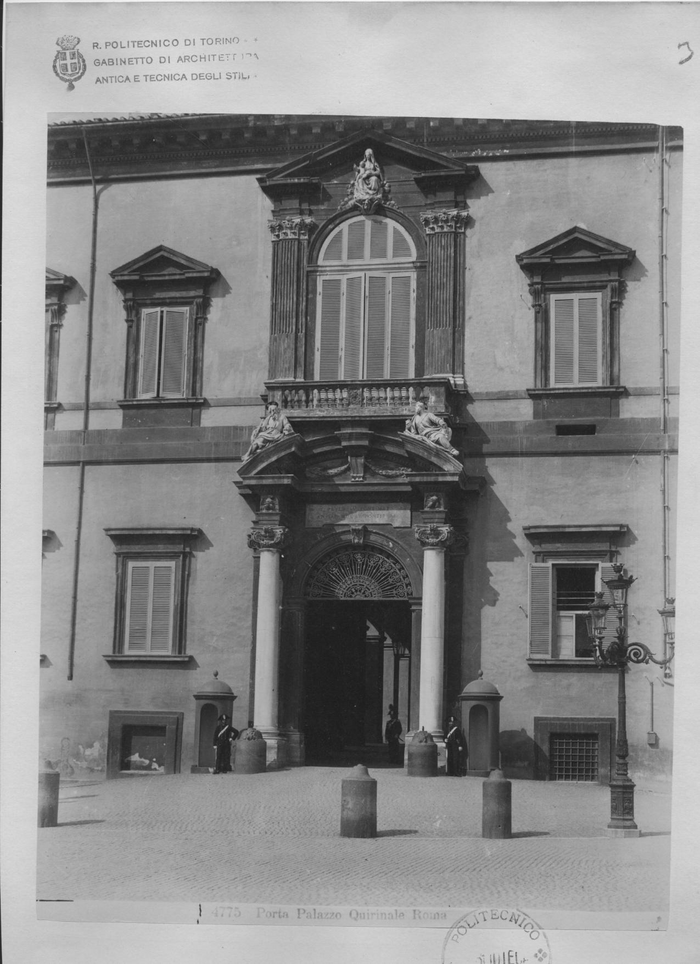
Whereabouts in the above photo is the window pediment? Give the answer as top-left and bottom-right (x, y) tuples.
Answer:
(46, 267), (77, 303)
(110, 245), (218, 296)
(516, 227), (635, 276)
(523, 523), (628, 561)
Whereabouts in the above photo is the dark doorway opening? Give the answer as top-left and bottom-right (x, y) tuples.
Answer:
(303, 600), (411, 766)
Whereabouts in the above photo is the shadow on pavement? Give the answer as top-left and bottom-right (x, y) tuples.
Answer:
(640, 831), (671, 837)
(510, 831), (551, 838)
(376, 829), (420, 837)
(59, 795), (99, 802)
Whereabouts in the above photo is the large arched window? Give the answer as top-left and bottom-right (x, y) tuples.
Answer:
(314, 216), (417, 380)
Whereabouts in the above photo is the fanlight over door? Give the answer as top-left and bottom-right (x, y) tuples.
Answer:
(305, 547), (413, 600)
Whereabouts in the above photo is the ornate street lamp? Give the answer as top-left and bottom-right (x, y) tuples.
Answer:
(586, 563), (675, 836)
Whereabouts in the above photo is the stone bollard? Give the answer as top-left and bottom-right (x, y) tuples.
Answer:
(234, 727), (268, 774)
(406, 728), (438, 777)
(482, 768), (512, 839)
(38, 770), (60, 828)
(340, 764), (377, 838)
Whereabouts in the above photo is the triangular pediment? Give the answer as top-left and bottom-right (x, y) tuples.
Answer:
(516, 226), (635, 268)
(110, 245), (219, 286)
(46, 267), (76, 299)
(258, 128), (479, 198)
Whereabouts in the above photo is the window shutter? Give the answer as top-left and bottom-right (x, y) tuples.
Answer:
(389, 274), (412, 377)
(125, 560), (175, 653)
(347, 220), (366, 261)
(126, 563), (151, 651)
(552, 297), (575, 385)
(150, 564), (175, 652)
(160, 308), (189, 397)
(318, 278), (342, 378)
(599, 564), (619, 649)
(365, 275), (387, 378)
(369, 218), (389, 260)
(529, 563), (552, 656)
(343, 275), (364, 378)
(139, 309), (160, 398)
(577, 296), (600, 384)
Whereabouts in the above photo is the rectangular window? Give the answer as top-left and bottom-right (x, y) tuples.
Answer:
(106, 527), (199, 661)
(529, 562), (614, 659)
(550, 293), (601, 387)
(124, 559), (176, 653)
(138, 307), (189, 398)
(316, 273), (415, 379)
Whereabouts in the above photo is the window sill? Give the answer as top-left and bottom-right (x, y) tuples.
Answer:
(528, 386), (626, 420)
(527, 657), (615, 669)
(527, 386), (626, 399)
(118, 397), (205, 408)
(103, 654), (193, 665)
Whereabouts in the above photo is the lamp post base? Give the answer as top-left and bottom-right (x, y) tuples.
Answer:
(607, 776), (640, 836)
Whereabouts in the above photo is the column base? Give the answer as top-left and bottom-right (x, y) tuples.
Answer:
(607, 827), (642, 838)
(257, 730), (288, 770)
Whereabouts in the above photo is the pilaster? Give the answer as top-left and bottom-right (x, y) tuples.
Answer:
(268, 217), (316, 380)
(420, 209), (469, 377)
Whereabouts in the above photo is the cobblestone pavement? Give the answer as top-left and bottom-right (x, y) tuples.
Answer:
(37, 768), (671, 911)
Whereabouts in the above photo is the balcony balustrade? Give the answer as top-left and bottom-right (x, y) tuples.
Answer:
(265, 378), (463, 418)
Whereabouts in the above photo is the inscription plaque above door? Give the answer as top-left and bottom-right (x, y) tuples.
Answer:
(305, 503), (410, 528)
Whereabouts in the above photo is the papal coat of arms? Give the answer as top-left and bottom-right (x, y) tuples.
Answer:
(53, 36), (87, 91)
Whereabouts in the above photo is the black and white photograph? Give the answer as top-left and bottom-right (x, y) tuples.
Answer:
(4, 5), (700, 964)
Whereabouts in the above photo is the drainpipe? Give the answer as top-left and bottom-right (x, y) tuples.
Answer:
(657, 127), (672, 631)
(66, 129), (99, 680)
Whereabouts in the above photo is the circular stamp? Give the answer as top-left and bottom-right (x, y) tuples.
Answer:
(443, 908), (552, 964)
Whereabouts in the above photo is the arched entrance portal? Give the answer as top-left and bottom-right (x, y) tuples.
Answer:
(302, 545), (415, 765)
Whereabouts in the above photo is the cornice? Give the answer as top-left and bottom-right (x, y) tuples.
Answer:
(47, 115), (683, 183)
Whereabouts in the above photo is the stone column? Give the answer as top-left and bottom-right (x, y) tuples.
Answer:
(248, 525), (288, 768)
(268, 217), (316, 380)
(420, 209), (469, 377)
(415, 525), (454, 743)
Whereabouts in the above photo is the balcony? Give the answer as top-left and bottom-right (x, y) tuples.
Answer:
(265, 377), (466, 419)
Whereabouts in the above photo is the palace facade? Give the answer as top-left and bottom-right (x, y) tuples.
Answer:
(41, 114), (680, 782)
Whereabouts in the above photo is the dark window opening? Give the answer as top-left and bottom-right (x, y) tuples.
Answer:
(121, 724), (167, 773)
(554, 566), (596, 658)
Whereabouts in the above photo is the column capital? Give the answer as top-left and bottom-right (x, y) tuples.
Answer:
(414, 524), (455, 549)
(268, 217), (316, 242)
(420, 209), (470, 235)
(247, 525), (288, 551)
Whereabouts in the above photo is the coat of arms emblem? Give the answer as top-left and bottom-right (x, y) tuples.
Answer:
(53, 36), (87, 91)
